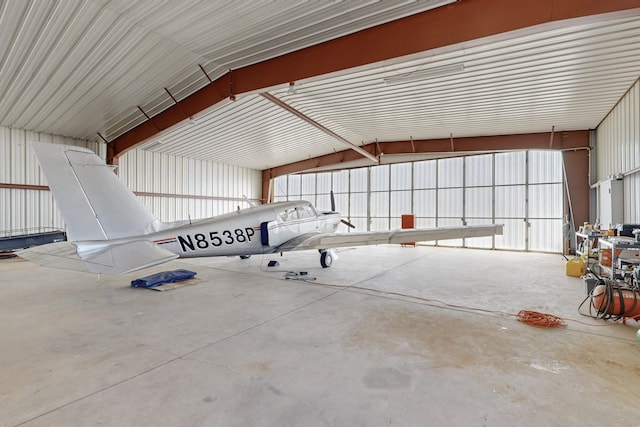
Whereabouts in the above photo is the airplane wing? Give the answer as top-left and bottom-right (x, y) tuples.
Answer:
(18, 240), (178, 275)
(274, 224), (503, 252)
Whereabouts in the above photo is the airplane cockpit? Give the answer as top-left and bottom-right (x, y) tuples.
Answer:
(295, 203), (317, 219)
(278, 207), (297, 223)
(276, 203), (317, 223)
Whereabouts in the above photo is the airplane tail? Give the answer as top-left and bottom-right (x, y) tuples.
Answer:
(30, 142), (159, 241)
(17, 143), (177, 275)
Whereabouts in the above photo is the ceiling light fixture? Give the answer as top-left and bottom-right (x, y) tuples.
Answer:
(383, 63), (465, 85)
(287, 82), (298, 95)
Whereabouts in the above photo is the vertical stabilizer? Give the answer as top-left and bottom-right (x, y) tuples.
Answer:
(31, 142), (158, 241)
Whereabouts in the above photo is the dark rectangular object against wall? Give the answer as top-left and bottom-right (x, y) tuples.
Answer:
(0, 231), (67, 251)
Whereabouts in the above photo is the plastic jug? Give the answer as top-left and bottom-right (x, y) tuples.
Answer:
(566, 258), (586, 277)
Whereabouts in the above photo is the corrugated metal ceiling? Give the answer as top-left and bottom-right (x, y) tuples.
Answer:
(288, 16), (640, 140)
(0, 0), (451, 142)
(148, 14), (640, 170)
(1, 1), (640, 171)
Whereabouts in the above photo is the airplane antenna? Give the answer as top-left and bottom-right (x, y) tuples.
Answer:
(243, 195), (256, 207)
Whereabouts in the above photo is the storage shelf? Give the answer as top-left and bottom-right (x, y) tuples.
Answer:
(575, 232), (604, 273)
(598, 238), (640, 280)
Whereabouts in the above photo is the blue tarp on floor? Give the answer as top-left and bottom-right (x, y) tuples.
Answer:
(131, 269), (197, 288)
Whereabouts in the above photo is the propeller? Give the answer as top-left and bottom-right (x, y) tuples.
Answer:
(330, 191), (356, 229)
(341, 218), (356, 229)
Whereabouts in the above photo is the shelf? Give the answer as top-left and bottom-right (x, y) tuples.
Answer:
(597, 238), (640, 280)
(575, 232), (604, 273)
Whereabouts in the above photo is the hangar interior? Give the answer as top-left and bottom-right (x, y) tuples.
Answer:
(2, 1), (640, 425)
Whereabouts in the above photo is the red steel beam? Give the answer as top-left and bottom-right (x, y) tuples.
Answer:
(260, 130), (590, 200)
(0, 183), (265, 203)
(107, 0), (640, 163)
(562, 149), (591, 232)
(265, 131), (589, 177)
(0, 183), (49, 191)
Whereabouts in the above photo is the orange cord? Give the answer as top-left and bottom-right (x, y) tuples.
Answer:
(300, 279), (630, 328)
(516, 310), (566, 328)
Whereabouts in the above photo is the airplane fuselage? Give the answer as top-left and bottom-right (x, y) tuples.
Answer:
(162, 201), (341, 257)
(81, 201), (342, 259)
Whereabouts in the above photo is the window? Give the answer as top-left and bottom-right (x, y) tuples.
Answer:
(273, 150), (563, 252)
(296, 204), (316, 219)
(278, 207), (296, 223)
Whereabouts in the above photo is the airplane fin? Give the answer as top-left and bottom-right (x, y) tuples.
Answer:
(18, 240), (178, 275)
(30, 142), (159, 241)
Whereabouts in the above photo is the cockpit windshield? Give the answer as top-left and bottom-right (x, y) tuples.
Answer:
(295, 203), (316, 219)
(277, 203), (317, 223)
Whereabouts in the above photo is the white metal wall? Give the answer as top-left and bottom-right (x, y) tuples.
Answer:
(0, 126), (104, 235)
(626, 173), (640, 222)
(1, 126), (262, 236)
(118, 149), (261, 222)
(596, 78), (640, 223)
(274, 150), (564, 253)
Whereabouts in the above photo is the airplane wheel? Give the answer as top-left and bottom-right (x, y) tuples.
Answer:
(320, 251), (332, 268)
(239, 255), (251, 259)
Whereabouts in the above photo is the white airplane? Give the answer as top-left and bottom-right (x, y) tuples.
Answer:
(18, 143), (503, 275)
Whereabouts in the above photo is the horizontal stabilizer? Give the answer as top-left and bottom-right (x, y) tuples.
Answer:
(275, 224), (503, 252)
(18, 240), (177, 275)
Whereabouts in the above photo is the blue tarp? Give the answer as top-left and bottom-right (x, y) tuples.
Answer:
(131, 269), (197, 288)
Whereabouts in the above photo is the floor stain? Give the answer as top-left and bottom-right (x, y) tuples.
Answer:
(345, 305), (511, 369)
(344, 304), (640, 407)
(362, 367), (412, 389)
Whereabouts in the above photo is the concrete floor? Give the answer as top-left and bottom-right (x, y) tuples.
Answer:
(1, 245), (639, 427)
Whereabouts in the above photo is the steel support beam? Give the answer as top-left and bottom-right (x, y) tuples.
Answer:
(562, 149), (591, 236)
(260, 93), (378, 163)
(0, 183), (49, 191)
(107, 0), (640, 163)
(260, 130), (590, 202)
(0, 183), (264, 203)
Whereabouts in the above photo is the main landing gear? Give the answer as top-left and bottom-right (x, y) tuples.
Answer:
(319, 249), (338, 268)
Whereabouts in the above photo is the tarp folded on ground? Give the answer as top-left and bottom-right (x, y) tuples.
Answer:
(131, 269), (197, 288)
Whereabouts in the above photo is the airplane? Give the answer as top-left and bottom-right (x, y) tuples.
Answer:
(18, 142), (503, 275)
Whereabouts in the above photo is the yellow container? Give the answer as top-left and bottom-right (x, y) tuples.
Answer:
(566, 258), (586, 277)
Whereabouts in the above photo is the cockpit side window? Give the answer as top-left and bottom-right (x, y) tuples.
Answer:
(296, 204), (316, 219)
(278, 208), (297, 223)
